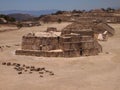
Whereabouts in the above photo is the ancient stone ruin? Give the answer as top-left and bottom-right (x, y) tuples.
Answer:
(16, 24), (102, 57)
(63, 21), (115, 41)
(39, 9), (120, 23)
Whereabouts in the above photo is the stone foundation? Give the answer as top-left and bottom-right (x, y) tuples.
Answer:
(15, 48), (101, 57)
(15, 50), (64, 57)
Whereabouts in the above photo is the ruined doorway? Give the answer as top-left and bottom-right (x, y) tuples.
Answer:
(80, 48), (83, 56)
(39, 45), (43, 50)
(40, 47), (42, 50)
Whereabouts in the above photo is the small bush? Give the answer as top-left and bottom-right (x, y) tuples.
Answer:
(17, 23), (23, 29)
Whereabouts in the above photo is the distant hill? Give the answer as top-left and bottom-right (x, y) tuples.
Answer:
(0, 10), (58, 16)
(8, 13), (35, 21)
(0, 14), (16, 23)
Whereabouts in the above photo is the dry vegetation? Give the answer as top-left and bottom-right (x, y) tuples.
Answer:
(0, 22), (120, 90)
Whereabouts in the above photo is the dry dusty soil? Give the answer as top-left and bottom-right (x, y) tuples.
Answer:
(0, 22), (120, 90)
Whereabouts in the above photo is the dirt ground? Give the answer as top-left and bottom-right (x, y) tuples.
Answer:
(0, 23), (120, 90)
(0, 24), (17, 32)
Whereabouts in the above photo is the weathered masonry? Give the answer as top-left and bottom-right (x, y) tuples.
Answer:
(16, 28), (102, 57)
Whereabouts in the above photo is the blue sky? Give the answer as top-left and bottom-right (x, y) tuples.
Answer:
(0, 0), (120, 11)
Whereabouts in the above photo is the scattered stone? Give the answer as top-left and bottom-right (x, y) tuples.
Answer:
(36, 68), (40, 71)
(14, 67), (22, 71)
(29, 72), (32, 74)
(22, 64), (26, 67)
(12, 63), (17, 66)
(50, 73), (54, 76)
(40, 75), (43, 77)
(24, 70), (28, 72)
(2, 62), (6, 65)
(18, 72), (22, 74)
(30, 66), (35, 69)
(30, 68), (34, 71)
(39, 72), (44, 74)
(7, 62), (11, 66)
(41, 67), (45, 71)
(1, 62), (54, 77)
(45, 70), (50, 73)
(6, 45), (11, 48)
(16, 64), (20, 67)
(26, 66), (30, 69)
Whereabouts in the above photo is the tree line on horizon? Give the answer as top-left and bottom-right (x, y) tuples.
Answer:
(53, 7), (117, 15)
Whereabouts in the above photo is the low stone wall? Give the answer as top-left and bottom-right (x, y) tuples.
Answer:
(22, 36), (60, 51)
(15, 50), (64, 57)
(15, 48), (101, 57)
